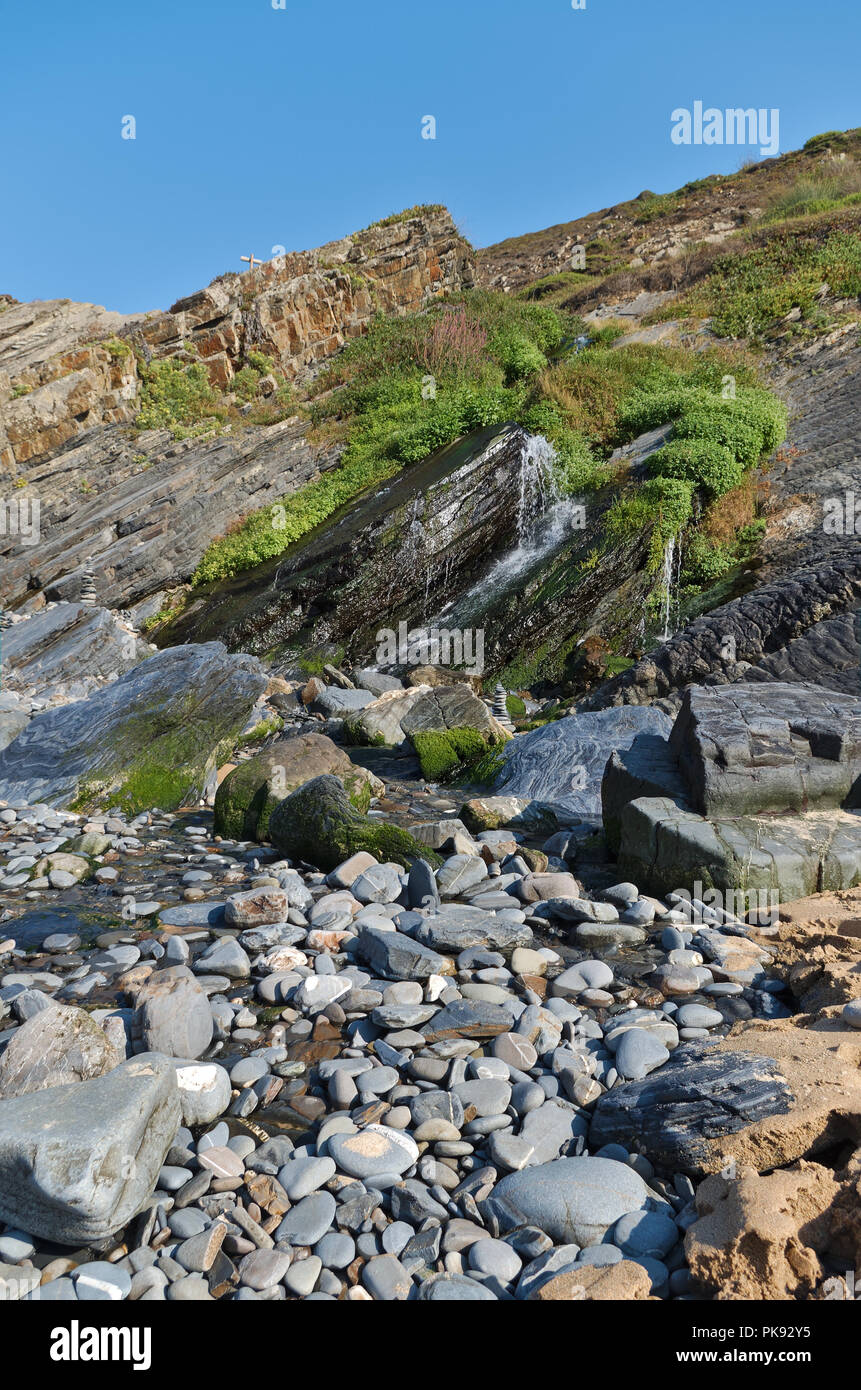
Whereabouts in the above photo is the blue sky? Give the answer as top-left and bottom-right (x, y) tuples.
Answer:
(1, 0), (858, 313)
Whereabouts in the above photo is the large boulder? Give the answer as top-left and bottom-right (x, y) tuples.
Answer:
(603, 683), (861, 896)
(214, 733), (381, 840)
(0, 1002), (122, 1098)
(670, 683), (861, 817)
(487, 706), (673, 823)
(268, 774), (438, 872)
(615, 797), (861, 899)
(344, 687), (431, 748)
(0, 1053), (181, 1244)
(0, 642), (268, 811)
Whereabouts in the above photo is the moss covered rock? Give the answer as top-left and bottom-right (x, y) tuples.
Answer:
(268, 774), (439, 871)
(411, 728), (490, 781)
(0, 643), (268, 813)
(214, 733), (381, 841)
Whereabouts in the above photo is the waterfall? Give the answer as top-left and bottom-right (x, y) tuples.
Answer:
(516, 434), (560, 541)
(659, 532), (683, 641)
(436, 433), (582, 622)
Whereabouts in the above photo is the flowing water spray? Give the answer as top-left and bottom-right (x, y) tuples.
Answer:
(659, 532), (683, 641)
(516, 434), (559, 540)
(437, 434), (581, 622)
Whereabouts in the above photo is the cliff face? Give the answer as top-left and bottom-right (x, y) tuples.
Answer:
(0, 209), (475, 614)
(0, 209), (475, 476)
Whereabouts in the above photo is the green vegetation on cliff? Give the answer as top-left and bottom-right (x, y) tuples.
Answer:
(190, 253), (789, 636)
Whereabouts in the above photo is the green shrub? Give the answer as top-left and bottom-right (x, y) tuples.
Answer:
(681, 532), (737, 584)
(671, 399), (765, 469)
(136, 357), (220, 435)
(605, 476), (694, 569)
(494, 331), (548, 384)
(505, 694), (527, 718)
(650, 438), (742, 498)
(675, 230), (861, 336)
(232, 365), (261, 404)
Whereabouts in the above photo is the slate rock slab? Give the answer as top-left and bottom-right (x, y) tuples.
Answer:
(0, 1052), (181, 1244)
(355, 926), (447, 982)
(588, 1043), (794, 1174)
(0, 642), (268, 811)
(415, 913), (532, 954)
(487, 706), (673, 822)
(420, 998), (518, 1043)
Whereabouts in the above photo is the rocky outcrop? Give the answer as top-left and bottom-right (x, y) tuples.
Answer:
(0, 419), (342, 613)
(1, 210), (474, 616)
(587, 546), (861, 708)
(164, 425), (552, 665)
(0, 210), (474, 475)
(0, 298), (139, 470)
(0, 603), (151, 704)
(484, 705), (673, 824)
(604, 683), (861, 896)
(0, 642), (267, 810)
(589, 1019), (861, 1177)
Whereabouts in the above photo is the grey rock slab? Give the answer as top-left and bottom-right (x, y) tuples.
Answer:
(490, 705), (673, 820)
(420, 998), (518, 1043)
(0, 643), (267, 809)
(0, 1052), (181, 1244)
(415, 914), (532, 954)
(356, 926), (447, 982)
(0, 1001), (120, 1098)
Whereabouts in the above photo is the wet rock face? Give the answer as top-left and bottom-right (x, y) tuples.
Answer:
(0, 642), (268, 810)
(165, 424), (542, 663)
(588, 1043), (794, 1175)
